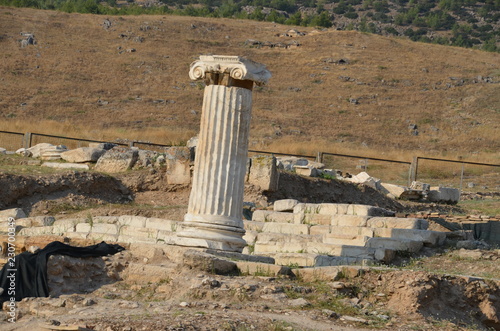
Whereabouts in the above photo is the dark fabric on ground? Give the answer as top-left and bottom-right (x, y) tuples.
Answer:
(0, 241), (124, 303)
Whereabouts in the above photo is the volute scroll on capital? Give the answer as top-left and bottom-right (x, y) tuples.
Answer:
(189, 55), (271, 86)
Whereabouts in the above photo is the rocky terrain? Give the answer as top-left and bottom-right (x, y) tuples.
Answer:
(0, 156), (499, 330)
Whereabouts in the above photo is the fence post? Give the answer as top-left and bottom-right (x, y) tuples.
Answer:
(460, 163), (464, 193)
(410, 156), (419, 183)
(317, 152), (323, 163)
(23, 132), (32, 149)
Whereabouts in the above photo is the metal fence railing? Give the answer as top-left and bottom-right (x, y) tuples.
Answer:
(412, 157), (500, 192)
(0, 130), (499, 191)
(319, 152), (413, 186)
(0, 131), (24, 151)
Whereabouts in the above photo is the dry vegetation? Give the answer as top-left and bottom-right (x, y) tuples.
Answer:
(0, 7), (499, 163)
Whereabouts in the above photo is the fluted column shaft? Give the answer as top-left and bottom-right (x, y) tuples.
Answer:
(175, 55), (270, 252)
(185, 85), (251, 227)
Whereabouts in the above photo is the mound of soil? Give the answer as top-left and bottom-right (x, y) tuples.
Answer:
(265, 171), (404, 211)
(0, 172), (132, 214)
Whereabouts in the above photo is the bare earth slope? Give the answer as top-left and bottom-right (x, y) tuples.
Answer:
(0, 7), (499, 157)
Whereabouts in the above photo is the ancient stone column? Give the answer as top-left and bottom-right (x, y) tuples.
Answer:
(176, 55), (271, 252)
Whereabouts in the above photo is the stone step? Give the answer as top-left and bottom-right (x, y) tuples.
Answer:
(270, 253), (375, 267)
(322, 226), (445, 247)
(373, 228), (446, 246)
(293, 203), (393, 216)
(365, 237), (423, 253)
(252, 210), (294, 223)
(366, 217), (429, 230)
(253, 233), (394, 263)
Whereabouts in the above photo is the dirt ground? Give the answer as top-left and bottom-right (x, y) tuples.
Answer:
(0, 169), (499, 330)
(1, 246), (499, 331)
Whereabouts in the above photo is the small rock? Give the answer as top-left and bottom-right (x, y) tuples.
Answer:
(179, 301), (190, 307)
(288, 298), (310, 307)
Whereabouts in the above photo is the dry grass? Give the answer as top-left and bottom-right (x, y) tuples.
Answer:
(0, 7), (499, 163)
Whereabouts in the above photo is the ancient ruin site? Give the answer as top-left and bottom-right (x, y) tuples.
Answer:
(0, 6), (500, 331)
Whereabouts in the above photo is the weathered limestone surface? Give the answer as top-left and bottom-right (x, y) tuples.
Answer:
(177, 55), (271, 252)
(247, 155), (279, 191)
(94, 147), (138, 173)
(273, 199), (299, 212)
(428, 186), (460, 204)
(165, 147), (193, 185)
(42, 162), (90, 170)
(60, 147), (106, 163)
(0, 208), (27, 220)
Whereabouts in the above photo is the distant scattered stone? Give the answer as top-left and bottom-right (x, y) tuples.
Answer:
(60, 147), (106, 163)
(94, 147), (138, 173)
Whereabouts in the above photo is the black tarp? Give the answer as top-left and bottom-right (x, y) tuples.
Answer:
(0, 241), (124, 303)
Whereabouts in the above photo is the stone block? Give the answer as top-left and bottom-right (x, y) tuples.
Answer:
(93, 216), (119, 224)
(252, 210), (294, 223)
(323, 233), (370, 246)
(336, 204), (351, 215)
(118, 215), (148, 228)
(156, 230), (177, 243)
(39, 145), (68, 161)
(0, 208), (27, 221)
(294, 166), (317, 177)
(29, 216), (56, 227)
(428, 186), (460, 204)
(236, 261), (292, 277)
(243, 230), (258, 246)
(254, 242), (307, 254)
(145, 218), (180, 232)
(248, 155), (279, 191)
(120, 226), (158, 240)
(293, 203), (312, 214)
(367, 217), (428, 230)
(165, 146), (193, 185)
(262, 222), (309, 235)
(310, 225), (331, 235)
(379, 183), (407, 199)
(350, 204), (394, 216)
(374, 248), (396, 263)
(373, 228), (446, 246)
(181, 249), (238, 275)
(116, 235), (157, 245)
(89, 223), (118, 235)
(366, 238), (423, 253)
(328, 226), (374, 238)
(273, 199), (299, 212)
(18, 226), (54, 236)
(344, 172), (381, 190)
(42, 162), (89, 170)
(331, 215), (371, 227)
(60, 147), (106, 163)
(27, 143), (54, 158)
(299, 213), (332, 225)
(314, 255), (373, 267)
(243, 221), (265, 232)
(94, 147), (138, 173)
(52, 219), (78, 234)
(88, 233), (118, 242)
(75, 223), (91, 233)
(272, 253), (318, 267)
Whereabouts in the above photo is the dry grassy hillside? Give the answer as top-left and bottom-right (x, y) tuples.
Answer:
(0, 7), (499, 162)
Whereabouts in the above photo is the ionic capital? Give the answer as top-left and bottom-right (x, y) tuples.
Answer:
(189, 55), (271, 86)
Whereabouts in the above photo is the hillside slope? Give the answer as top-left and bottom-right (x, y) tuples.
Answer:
(0, 7), (499, 158)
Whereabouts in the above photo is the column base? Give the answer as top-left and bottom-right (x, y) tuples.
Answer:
(176, 222), (247, 253)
